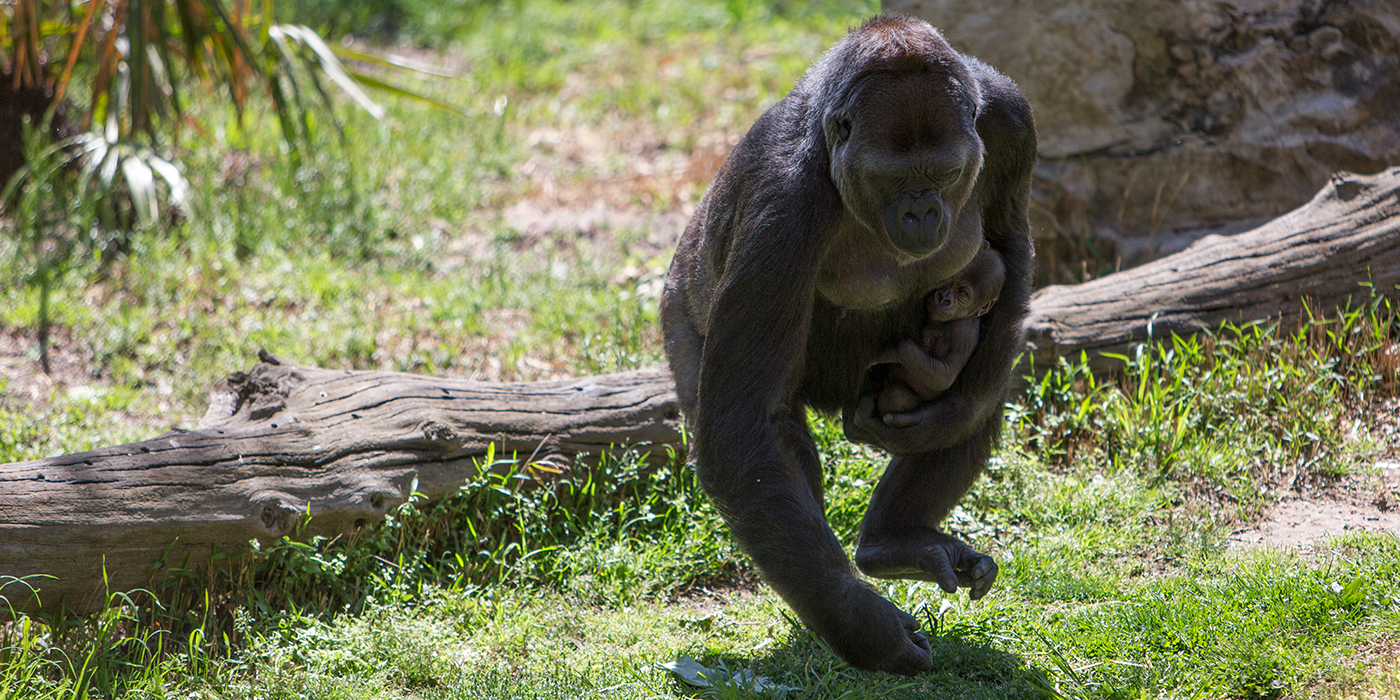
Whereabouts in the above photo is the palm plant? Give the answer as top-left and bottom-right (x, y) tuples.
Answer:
(2, 0), (414, 216)
(1, 0), (441, 371)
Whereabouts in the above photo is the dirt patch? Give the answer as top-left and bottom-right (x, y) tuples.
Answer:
(483, 111), (734, 257)
(1230, 396), (1400, 550)
(513, 118), (734, 212)
(0, 327), (96, 406)
(1227, 483), (1400, 549)
(501, 200), (690, 255)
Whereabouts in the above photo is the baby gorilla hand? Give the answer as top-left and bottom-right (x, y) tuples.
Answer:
(855, 528), (998, 600)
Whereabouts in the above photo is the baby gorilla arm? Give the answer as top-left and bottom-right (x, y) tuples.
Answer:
(874, 316), (980, 416)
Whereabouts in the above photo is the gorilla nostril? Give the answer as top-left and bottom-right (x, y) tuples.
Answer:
(903, 212), (920, 227)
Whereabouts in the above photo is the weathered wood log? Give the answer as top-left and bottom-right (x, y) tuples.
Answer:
(1024, 167), (1400, 374)
(0, 352), (682, 615)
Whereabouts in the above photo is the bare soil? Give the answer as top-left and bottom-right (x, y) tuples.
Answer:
(1229, 397), (1400, 550)
(0, 326), (94, 404)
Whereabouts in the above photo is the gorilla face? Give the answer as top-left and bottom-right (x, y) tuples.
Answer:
(827, 68), (985, 258)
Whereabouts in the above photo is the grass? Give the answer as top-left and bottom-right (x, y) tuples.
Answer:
(3, 0), (1400, 697)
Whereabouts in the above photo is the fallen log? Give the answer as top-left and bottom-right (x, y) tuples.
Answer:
(0, 352), (682, 614)
(1024, 167), (1400, 374)
(2, 168), (1397, 617)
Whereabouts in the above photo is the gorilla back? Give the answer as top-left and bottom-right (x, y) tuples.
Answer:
(661, 15), (1035, 675)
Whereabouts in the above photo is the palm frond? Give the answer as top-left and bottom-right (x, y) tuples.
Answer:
(272, 24), (384, 119)
(4, 0), (457, 153)
(1, 0), (461, 228)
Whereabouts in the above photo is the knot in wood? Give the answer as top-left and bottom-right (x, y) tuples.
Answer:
(421, 421), (460, 443)
(244, 365), (298, 420)
(258, 500), (300, 537)
(249, 397), (287, 421)
(1332, 179), (1363, 203)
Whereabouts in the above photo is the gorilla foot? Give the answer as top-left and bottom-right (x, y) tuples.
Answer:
(814, 582), (933, 675)
(855, 529), (998, 600)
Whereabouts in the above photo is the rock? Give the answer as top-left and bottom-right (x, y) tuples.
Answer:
(886, 0), (1400, 277)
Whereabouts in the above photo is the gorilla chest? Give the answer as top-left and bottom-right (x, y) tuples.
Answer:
(814, 209), (983, 311)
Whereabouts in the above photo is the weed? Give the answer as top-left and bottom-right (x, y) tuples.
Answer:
(1013, 296), (1399, 511)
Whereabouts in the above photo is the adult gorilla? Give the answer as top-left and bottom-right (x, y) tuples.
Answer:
(661, 15), (1035, 675)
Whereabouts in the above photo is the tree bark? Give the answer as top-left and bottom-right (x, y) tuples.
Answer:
(2, 168), (1397, 617)
(0, 352), (682, 615)
(1024, 167), (1400, 374)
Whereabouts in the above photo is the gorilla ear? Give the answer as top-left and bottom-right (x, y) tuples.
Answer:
(956, 71), (986, 119)
(828, 114), (852, 144)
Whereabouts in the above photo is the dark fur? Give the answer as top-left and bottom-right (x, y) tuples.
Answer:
(661, 15), (1035, 675)
(875, 246), (1007, 415)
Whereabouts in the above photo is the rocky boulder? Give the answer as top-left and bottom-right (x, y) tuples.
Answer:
(886, 0), (1400, 279)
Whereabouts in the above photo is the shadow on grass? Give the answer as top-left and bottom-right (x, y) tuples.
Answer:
(673, 619), (1059, 700)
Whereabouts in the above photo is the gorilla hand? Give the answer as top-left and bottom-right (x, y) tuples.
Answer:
(844, 381), (992, 455)
(805, 578), (934, 675)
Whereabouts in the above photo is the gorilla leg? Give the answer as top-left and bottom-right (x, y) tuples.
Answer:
(854, 415), (1000, 599)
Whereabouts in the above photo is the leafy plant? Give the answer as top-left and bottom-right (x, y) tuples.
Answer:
(1, 0), (454, 369)
(0, 0), (412, 155)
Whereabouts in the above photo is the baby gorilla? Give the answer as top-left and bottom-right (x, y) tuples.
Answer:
(874, 245), (1007, 422)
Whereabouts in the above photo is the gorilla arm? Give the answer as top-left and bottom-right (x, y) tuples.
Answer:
(686, 165), (936, 675)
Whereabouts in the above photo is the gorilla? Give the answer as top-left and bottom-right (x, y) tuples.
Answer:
(661, 15), (1035, 675)
(873, 244), (1006, 418)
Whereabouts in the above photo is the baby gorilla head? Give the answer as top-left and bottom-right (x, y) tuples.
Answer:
(926, 243), (1006, 323)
